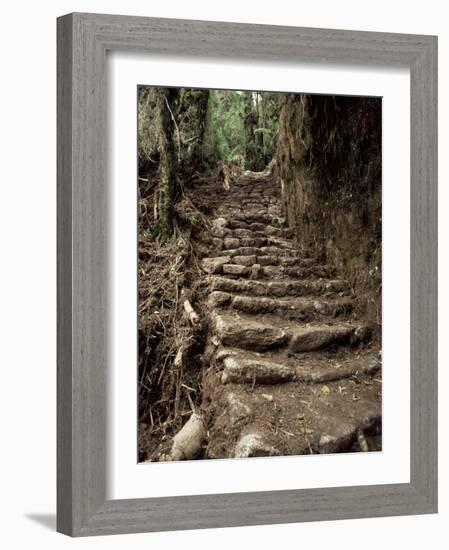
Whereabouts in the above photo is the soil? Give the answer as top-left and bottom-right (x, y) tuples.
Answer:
(141, 171), (381, 461)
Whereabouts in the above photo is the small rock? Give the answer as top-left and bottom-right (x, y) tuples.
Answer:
(226, 393), (252, 423)
(351, 325), (372, 345)
(234, 433), (280, 458)
(201, 256), (230, 274)
(318, 423), (356, 454)
(211, 226), (229, 239)
(224, 237), (240, 249)
(249, 222), (266, 232)
(212, 217), (228, 228)
(233, 255), (257, 267)
(258, 255), (278, 266)
(208, 291), (231, 308)
(232, 228), (252, 238)
(249, 264), (262, 280)
(289, 326), (353, 353)
(170, 413), (207, 461)
(211, 238), (224, 250)
(223, 264), (249, 276)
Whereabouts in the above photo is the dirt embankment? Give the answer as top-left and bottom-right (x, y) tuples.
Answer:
(276, 94), (382, 325)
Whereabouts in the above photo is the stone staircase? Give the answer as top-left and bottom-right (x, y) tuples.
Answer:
(199, 176), (381, 459)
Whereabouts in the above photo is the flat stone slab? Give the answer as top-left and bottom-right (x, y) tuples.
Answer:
(220, 246), (260, 257)
(224, 237), (240, 249)
(213, 313), (287, 351)
(201, 256), (231, 274)
(289, 325), (356, 352)
(208, 291), (232, 308)
(222, 264), (249, 276)
(230, 294), (353, 319)
(232, 254), (257, 267)
(234, 433), (280, 458)
(240, 237), (267, 247)
(210, 277), (350, 298)
(222, 355), (296, 384)
(229, 228), (253, 238)
(218, 348), (380, 385)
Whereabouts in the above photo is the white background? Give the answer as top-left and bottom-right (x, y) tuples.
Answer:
(0, 1), (445, 548)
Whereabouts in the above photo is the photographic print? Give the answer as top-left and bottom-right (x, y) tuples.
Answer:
(137, 87), (382, 462)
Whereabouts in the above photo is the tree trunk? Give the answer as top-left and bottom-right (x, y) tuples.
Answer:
(189, 90), (210, 171)
(155, 88), (178, 238)
(243, 92), (257, 171)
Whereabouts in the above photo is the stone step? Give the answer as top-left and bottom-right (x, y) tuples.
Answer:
(212, 312), (288, 351)
(201, 256), (232, 274)
(219, 247), (261, 257)
(220, 245), (300, 258)
(216, 205), (282, 218)
(289, 324), (371, 352)
(226, 226), (293, 239)
(211, 311), (366, 353)
(209, 276), (351, 297)
(204, 369), (382, 458)
(218, 347), (379, 385)
(201, 256), (325, 277)
(219, 263), (303, 279)
(200, 233), (295, 254)
(262, 265), (337, 279)
(223, 236), (268, 249)
(227, 255), (258, 267)
(257, 255), (315, 266)
(222, 264), (257, 277)
(228, 294), (354, 320)
(227, 215), (285, 229)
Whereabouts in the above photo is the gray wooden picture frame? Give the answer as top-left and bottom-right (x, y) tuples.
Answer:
(57, 12), (438, 537)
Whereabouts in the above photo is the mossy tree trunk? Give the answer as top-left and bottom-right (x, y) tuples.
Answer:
(155, 87), (178, 239)
(243, 91), (258, 171)
(259, 92), (267, 163)
(188, 89), (210, 172)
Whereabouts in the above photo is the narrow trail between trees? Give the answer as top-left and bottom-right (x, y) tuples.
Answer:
(197, 173), (382, 459)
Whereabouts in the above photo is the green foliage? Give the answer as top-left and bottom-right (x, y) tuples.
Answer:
(205, 90), (245, 166)
(205, 90), (280, 170)
(138, 86), (281, 179)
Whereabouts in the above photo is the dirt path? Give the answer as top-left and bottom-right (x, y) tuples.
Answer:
(198, 175), (382, 458)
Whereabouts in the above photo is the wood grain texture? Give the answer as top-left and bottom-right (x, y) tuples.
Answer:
(57, 12), (438, 536)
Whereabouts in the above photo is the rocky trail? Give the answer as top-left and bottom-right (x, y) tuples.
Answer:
(194, 174), (382, 459)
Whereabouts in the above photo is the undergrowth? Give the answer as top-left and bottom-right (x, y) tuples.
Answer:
(137, 183), (211, 461)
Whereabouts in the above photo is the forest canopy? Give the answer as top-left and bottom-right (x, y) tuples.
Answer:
(138, 87), (280, 174)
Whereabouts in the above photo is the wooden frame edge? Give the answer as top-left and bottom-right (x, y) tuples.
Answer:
(57, 12), (438, 536)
